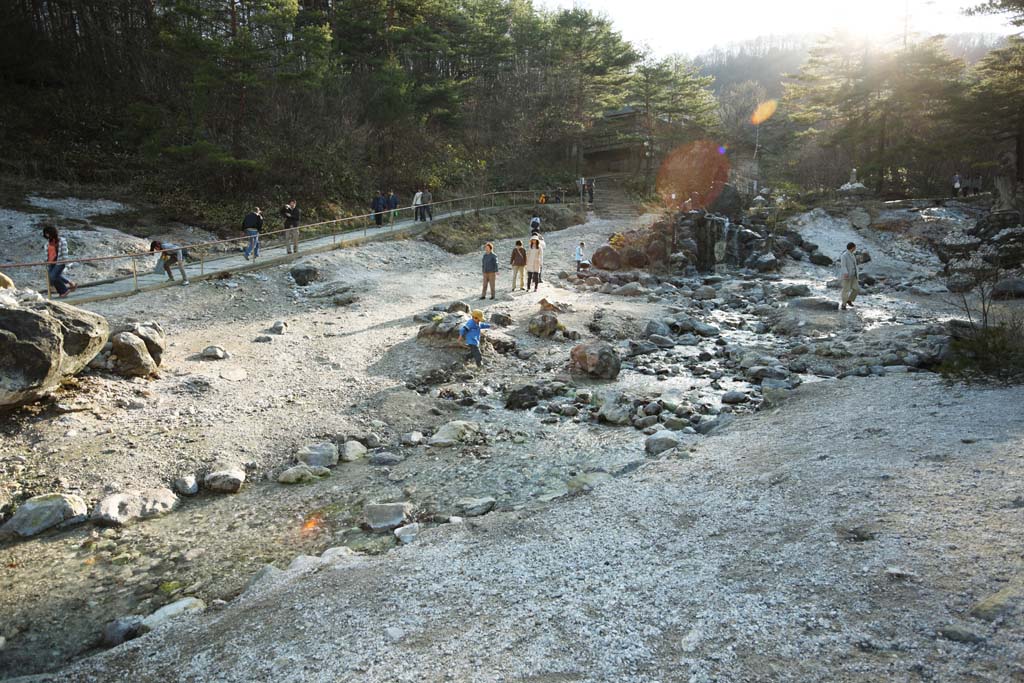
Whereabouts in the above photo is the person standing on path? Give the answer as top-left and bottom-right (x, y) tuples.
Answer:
(458, 309), (491, 368)
(951, 172), (962, 198)
(387, 189), (399, 225)
(281, 199), (300, 254)
(412, 188), (423, 222)
(150, 240), (189, 286)
(526, 236), (543, 292)
(43, 225), (75, 297)
(574, 241), (586, 272)
(371, 191), (387, 227)
(587, 178), (595, 203)
(839, 242), (859, 311)
(481, 242), (498, 300)
(421, 188), (433, 221)
(242, 207), (263, 261)
(530, 213), (541, 232)
(510, 239), (527, 291)
(530, 230), (546, 283)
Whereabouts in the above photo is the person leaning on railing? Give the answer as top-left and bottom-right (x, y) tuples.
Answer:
(43, 224), (76, 297)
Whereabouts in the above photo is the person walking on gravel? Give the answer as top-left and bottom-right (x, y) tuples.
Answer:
(526, 236), (543, 292)
(459, 309), (491, 368)
(242, 207), (263, 261)
(481, 242), (498, 300)
(281, 199), (300, 254)
(510, 239), (527, 291)
(43, 225), (75, 297)
(150, 240), (189, 286)
(839, 242), (859, 311)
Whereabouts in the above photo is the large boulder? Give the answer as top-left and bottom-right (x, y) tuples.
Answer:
(110, 331), (158, 377)
(621, 248), (649, 269)
(708, 183), (742, 221)
(91, 489), (179, 526)
(591, 246), (622, 271)
(417, 313), (469, 346)
(364, 502), (413, 531)
(297, 442), (339, 468)
(429, 420), (480, 447)
(0, 493), (88, 538)
(528, 312), (560, 338)
(0, 292), (108, 408)
(569, 342), (621, 380)
(290, 264), (321, 286)
(205, 463), (246, 493)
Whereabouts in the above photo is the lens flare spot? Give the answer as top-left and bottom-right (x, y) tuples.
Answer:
(751, 100), (778, 126)
(717, 145), (728, 155)
(656, 140), (731, 211)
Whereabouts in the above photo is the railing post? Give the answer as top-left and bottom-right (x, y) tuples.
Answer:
(132, 257), (139, 292)
(45, 266), (52, 299)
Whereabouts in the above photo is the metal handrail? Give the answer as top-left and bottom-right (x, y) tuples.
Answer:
(4, 189), (564, 270)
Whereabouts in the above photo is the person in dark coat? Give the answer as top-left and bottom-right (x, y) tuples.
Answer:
(387, 189), (399, 225)
(371, 191), (387, 226)
(281, 200), (300, 254)
(242, 207), (263, 261)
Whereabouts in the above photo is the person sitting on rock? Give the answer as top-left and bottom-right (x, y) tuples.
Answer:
(839, 242), (859, 311)
(458, 309), (491, 368)
(150, 240), (189, 286)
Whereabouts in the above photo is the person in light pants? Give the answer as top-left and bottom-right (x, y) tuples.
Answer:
(839, 242), (859, 310)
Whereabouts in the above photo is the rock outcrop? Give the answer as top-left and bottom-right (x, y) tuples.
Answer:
(0, 289), (108, 408)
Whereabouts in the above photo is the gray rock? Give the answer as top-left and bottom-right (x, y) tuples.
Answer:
(341, 441), (368, 462)
(721, 391), (750, 405)
(204, 464), (246, 493)
(297, 442), (339, 468)
(569, 342), (621, 380)
(290, 264), (320, 286)
(597, 394), (633, 425)
(993, 278), (1024, 299)
(0, 492), (88, 538)
(401, 431), (424, 446)
(455, 497), (496, 517)
(394, 523), (420, 544)
(939, 624), (985, 644)
(645, 430), (680, 455)
(691, 321), (720, 337)
(102, 616), (145, 647)
(369, 452), (403, 466)
(0, 297), (109, 408)
(278, 464), (329, 484)
(254, 335), (273, 343)
(748, 365), (790, 381)
(566, 471), (614, 493)
(364, 502), (413, 531)
(780, 284), (811, 297)
(173, 475), (199, 496)
(270, 320), (288, 335)
(809, 251), (833, 266)
(429, 420), (480, 447)
(643, 320), (671, 338)
(693, 285), (717, 300)
(753, 253), (779, 272)
(649, 334), (675, 348)
(140, 597), (206, 633)
(201, 345), (229, 360)
(110, 331), (158, 377)
(611, 282), (646, 297)
(695, 413), (736, 435)
(117, 321), (166, 365)
(91, 488), (179, 526)
(528, 312), (560, 338)
(447, 301), (471, 314)
(489, 312), (513, 327)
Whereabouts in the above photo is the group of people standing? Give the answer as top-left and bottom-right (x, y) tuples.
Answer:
(371, 188), (434, 226)
(479, 214), (588, 299)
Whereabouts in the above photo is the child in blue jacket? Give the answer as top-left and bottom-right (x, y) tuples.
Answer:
(458, 309), (491, 367)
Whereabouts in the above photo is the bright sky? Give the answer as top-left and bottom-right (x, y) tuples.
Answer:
(541, 0), (1019, 56)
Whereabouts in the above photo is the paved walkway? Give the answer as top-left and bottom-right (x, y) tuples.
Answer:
(56, 204), (519, 305)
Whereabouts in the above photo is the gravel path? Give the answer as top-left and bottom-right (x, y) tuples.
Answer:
(49, 373), (1024, 683)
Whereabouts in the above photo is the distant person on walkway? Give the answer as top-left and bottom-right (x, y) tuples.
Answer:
(480, 242), (498, 300)
(150, 240), (189, 286)
(526, 236), (544, 292)
(510, 239), (527, 291)
(586, 178), (595, 203)
(458, 309), (491, 368)
(530, 213), (541, 232)
(951, 173), (962, 198)
(412, 189), (424, 222)
(554, 188), (563, 204)
(242, 207), (263, 261)
(371, 190), (387, 226)
(574, 241), (586, 272)
(387, 189), (399, 225)
(281, 200), (300, 254)
(539, 193), (547, 204)
(973, 175), (983, 196)
(839, 242), (859, 311)
(43, 225), (75, 297)
(421, 188), (433, 221)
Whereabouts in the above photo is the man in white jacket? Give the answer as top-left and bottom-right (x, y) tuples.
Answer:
(839, 242), (859, 310)
(412, 189), (423, 222)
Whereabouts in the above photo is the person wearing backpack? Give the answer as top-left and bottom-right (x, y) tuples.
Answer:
(150, 240), (189, 286)
(530, 214), (541, 232)
(242, 207), (263, 261)
(371, 190), (387, 226)
(510, 239), (527, 291)
(43, 224), (75, 297)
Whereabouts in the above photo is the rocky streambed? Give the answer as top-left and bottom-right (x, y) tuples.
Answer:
(0, 201), (1004, 679)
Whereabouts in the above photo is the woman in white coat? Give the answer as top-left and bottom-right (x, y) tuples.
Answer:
(525, 237), (544, 292)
